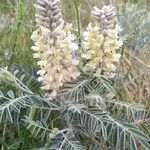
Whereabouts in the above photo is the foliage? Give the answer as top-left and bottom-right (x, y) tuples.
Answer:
(0, 68), (149, 149)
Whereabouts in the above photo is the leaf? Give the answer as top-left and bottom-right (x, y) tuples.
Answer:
(119, 131), (126, 150)
(106, 123), (113, 139)
(100, 77), (116, 94)
(130, 136), (138, 150)
(139, 139), (150, 150)
(48, 129), (85, 150)
(24, 116), (58, 140)
(128, 128), (149, 141)
(59, 132), (85, 150)
(0, 90), (4, 98)
(7, 90), (15, 99)
(101, 121), (107, 141)
(106, 117), (149, 150)
(112, 126), (118, 149)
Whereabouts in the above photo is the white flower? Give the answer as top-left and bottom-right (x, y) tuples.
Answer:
(31, 0), (80, 99)
(83, 5), (123, 78)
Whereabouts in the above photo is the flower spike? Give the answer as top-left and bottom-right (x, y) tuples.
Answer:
(31, 0), (80, 99)
(83, 5), (123, 78)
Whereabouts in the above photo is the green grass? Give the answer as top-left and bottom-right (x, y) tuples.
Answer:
(0, 0), (35, 69)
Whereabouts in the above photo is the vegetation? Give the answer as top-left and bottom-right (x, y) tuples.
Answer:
(0, 0), (149, 150)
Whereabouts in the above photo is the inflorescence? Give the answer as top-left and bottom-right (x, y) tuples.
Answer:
(31, 0), (123, 99)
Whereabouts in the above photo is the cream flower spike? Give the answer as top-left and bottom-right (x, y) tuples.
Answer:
(83, 5), (123, 78)
(92, 5), (116, 30)
(31, 0), (80, 100)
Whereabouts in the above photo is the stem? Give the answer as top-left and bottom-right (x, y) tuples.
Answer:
(76, 3), (81, 42)
(73, 0), (82, 46)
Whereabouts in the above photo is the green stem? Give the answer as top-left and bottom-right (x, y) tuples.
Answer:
(73, 0), (82, 46)
(76, 3), (81, 42)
